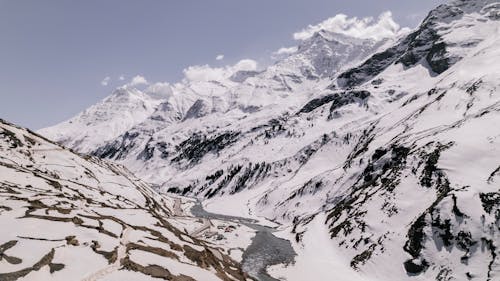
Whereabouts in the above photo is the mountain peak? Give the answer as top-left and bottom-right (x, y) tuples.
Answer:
(337, 0), (499, 88)
(34, 3), (500, 280)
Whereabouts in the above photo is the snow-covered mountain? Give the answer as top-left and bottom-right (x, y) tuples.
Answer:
(39, 1), (500, 280)
(0, 119), (252, 280)
(40, 27), (394, 156)
(38, 87), (165, 153)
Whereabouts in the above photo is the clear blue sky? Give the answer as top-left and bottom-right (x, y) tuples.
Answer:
(0, 0), (444, 129)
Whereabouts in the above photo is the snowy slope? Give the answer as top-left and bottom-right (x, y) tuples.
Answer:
(38, 86), (165, 154)
(285, 29), (500, 280)
(39, 28), (394, 157)
(38, 0), (500, 280)
(0, 119), (251, 280)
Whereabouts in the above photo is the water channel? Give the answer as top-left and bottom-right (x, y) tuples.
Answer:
(190, 202), (296, 281)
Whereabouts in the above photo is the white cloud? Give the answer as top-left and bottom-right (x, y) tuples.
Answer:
(272, 46), (298, 59)
(129, 75), (148, 86)
(233, 59), (258, 72)
(293, 11), (408, 41)
(182, 59), (258, 82)
(119, 75), (125, 81)
(216, 54), (224, 61)
(183, 65), (227, 82)
(101, 76), (110, 86)
(145, 82), (173, 99)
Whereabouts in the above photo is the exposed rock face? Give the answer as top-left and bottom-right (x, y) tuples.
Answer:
(337, 0), (497, 88)
(36, 1), (500, 280)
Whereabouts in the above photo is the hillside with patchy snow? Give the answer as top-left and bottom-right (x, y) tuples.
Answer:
(0, 119), (255, 281)
(38, 0), (500, 280)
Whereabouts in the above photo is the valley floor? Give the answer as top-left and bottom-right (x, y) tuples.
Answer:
(178, 195), (368, 281)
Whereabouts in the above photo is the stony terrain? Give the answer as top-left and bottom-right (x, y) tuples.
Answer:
(37, 1), (500, 280)
(0, 119), (255, 281)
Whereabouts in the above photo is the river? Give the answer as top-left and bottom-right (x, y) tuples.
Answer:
(190, 202), (296, 281)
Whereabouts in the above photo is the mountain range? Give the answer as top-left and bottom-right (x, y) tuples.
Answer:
(4, 0), (499, 280)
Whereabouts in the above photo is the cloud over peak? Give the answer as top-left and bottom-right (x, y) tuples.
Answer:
(293, 11), (408, 41)
(101, 76), (110, 86)
(272, 46), (298, 59)
(145, 82), (173, 99)
(182, 59), (258, 83)
(129, 75), (148, 86)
